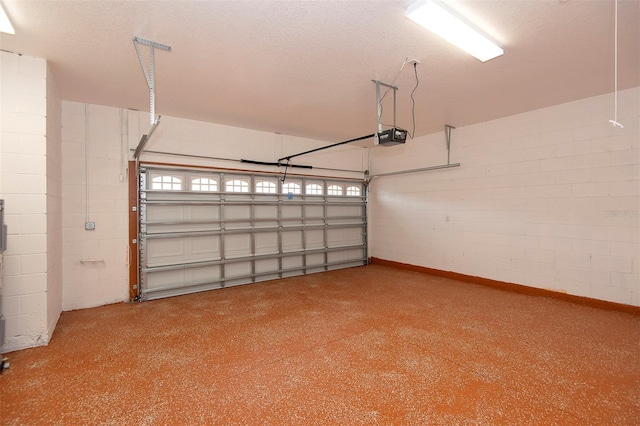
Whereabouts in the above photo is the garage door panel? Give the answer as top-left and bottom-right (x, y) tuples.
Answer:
(191, 235), (221, 257)
(146, 205), (220, 234)
(225, 234), (251, 258)
(189, 205), (220, 221)
(305, 229), (324, 249)
(146, 265), (222, 291)
(226, 205), (251, 220)
(327, 205), (362, 218)
(139, 167), (366, 300)
(146, 235), (220, 266)
(226, 261), (251, 279)
(256, 258), (278, 273)
(306, 253), (324, 266)
(255, 205), (277, 219)
(146, 270), (186, 290)
(326, 228), (363, 248)
(282, 230), (302, 252)
(255, 233), (278, 255)
(146, 205), (186, 221)
(282, 255), (303, 270)
(305, 205), (323, 218)
(146, 223), (220, 234)
(146, 238), (185, 264)
(328, 248), (365, 264)
(282, 205), (302, 218)
(190, 265), (222, 282)
(347, 228), (365, 246)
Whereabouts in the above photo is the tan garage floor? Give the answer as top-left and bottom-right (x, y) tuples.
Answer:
(2, 264), (639, 424)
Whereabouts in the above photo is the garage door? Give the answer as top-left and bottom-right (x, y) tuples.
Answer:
(137, 165), (367, 300)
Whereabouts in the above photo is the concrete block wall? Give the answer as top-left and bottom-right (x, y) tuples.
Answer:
(368, 87), (640, 306)
(61, 103), (129, 310)
(127, 110), (368, 180)
(0, 51), (58, 351)
(46, 64), (63, 338)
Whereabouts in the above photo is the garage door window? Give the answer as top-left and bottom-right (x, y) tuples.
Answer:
(306, 183), (323, 195)
(191, 178), (218, 192)
(346, 186), (361, 196)
(256, 180), (277, 194)
(327, 185), (343, 196)
(226, 179), (250, 193)
(282, 182), (301, 194)
(151, 175), (182, 190)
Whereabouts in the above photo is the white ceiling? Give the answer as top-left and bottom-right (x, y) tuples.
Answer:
(1, 0), (638, 143)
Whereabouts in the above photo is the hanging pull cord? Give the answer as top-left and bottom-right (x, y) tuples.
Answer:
(609, 0), (624, 128)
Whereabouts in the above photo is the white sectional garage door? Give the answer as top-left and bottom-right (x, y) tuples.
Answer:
(138, 165), (367, 300)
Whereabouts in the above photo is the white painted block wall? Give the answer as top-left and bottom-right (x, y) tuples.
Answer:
(61, 103), (368, 311)
(126, 110), (368, 180)
(0, 51), (61, 351)
(369, 87), (640, 306)
(46, 64), (63, 338)
(61, 103), (130, 310)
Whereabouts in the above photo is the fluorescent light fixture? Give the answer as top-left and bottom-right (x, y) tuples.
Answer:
(406, 0), (503, 62)
(0, 3), (15, 34)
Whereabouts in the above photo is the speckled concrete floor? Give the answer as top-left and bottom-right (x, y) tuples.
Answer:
(2, 265), (639, 425)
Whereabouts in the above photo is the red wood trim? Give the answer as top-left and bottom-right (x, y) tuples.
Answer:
(369, 257), (640, 316)
(128, 161), (139, 301)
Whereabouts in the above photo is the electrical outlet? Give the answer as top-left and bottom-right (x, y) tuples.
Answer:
(85, 221), (96, 230)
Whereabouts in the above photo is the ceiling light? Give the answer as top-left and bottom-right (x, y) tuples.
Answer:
(0, 4), (15, 34)
(406, 0), (503, 62)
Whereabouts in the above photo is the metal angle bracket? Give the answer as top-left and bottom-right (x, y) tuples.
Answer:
(372, 79), (398, 133)
(366, 125), (461, 181)
(133, 36), (171, 125)
(444, 124), (455, 165)
(133, 115), (162, 159)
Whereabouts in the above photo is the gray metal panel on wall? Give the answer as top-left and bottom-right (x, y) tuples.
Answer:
(138, 165), (366, 300)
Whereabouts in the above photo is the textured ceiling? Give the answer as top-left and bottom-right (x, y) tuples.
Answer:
(1, 0), (638, 143)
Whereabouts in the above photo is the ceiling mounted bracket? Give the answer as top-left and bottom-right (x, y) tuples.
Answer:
(445, 124), (455, 165)
(372, 80), (398, 133)
(372, 80), (408, 145)
(133, 36), (171, 125)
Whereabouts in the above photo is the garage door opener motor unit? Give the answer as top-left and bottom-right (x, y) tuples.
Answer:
(375, 128), (408, 146)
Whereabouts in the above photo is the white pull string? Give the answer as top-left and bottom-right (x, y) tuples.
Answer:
(609, 0), (624, 128)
